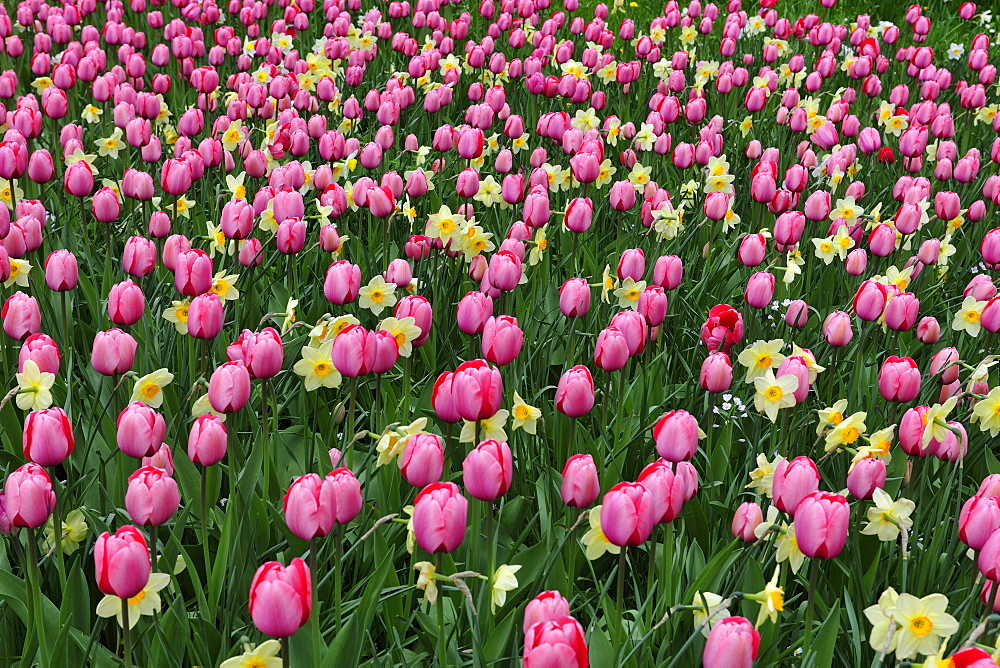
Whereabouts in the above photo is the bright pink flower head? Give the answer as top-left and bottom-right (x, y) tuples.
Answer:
(960, 495), (1000, 551)
(451, 359), (503, 422)
(283, 469), (362, 541)
(771, 456), (820, 514)
(188, 292), (224, 340)
(559, 278), (591, 318)
(744, 271), (775, 309)
(652, 409), (701, 462)
(5, 462), (55, 529)
(600, 481), (656, 546)
(126, 466), (180, 526)
(91, 329), (137, 376)
(174, 249), (213, 297)
(3, 292), (41, 341)
(846, 459), (887, 500)
(457, 291), (494, 335)
(879, 356), (921, 402)
(208, 361), (252, 413)
(482, 315), (523, 366)
(653, 255), (683, 290)
(45, 249), (78, 291)
(412, 481), (468, 553)
(594, 326), (629, 372)
(19, 332), (60, 375)
(822, 310), (854, 347)
(188, 414), (227, 467)
(637, 460), (687, 524)
(399, 433), (444, 487)
(561, 454), (599, 508)
(331, 325), (377, 378)
(555, 365), (595, 418)
(979, 529), (1000, 581)
(703, 617), (759, 668)
(23, 407), (74, 467)
(463, 439), (514, 501)
(249, 558), (312, 638)
(700, 304), (745, 353)
(94, 526), (150, 599)
(853, 280), (888, 321)
(794, 491), (850, 559)
(930, 347), (960, 384)
(700, 352), (733, 393)
(117, 401), (166, 458)
(523, 616), (588, 668)
(731, 502), (763, 542)
(523, 591), (572, 634)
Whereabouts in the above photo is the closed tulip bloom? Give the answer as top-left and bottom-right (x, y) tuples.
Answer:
(738, 234), (767, 267)
(188, 414), (227, 466)
(523, 616), (589, 668)
(653, 410), (702, 462)
(19, 333), (60, 375)
(63, 160), (94, 197)
(700, 352), (733, 393)
(242, 328), (283, 379)
(187, 293), (223, 340)
(653, 255), (683, 290)
(399, 433), (444, 487)
(794, 491), (850, 559)
(160, 158), (192, 195)
(846, 459), (887, 500)
(703, 617), (759, 668)
(884, 293), (919, 331)
(601, 481), (656, 546)
(370, 330), (400, 374)
(220, 199), (254, 240)
(5, 463), (55, 529)
(125, 466), (179, 526)
(744, 271), (775, 309)
(822, 311), (854, 346)
(776, 356), (811, 404)
(879, 356), (921, 402)
(94, 526), (150, 599)
(637, 286), (668, 326)
(617, 249), (645, 281)
(482, 315), (523, 366)
(853, 280), (888, 321)
(324, 260), (362, 304)
(108, 280), (146, 326)
(45, 249), (78, 291)
(559, 278), (591, 318)
(594, 327), (629, 371)
(92, 187), (120, 222)
(457, 291), (494, 335)
(174, 249), (213, 297)
(3, 292), (41, 341)
(488, 250), (522, 292)
(609, 180), (636, 210)
(899, 406), (931, 456)
(731, 502), (763, 542)
(638, 459), (688, 524)
(564, 197), (593, 233)
(556, 365), (595, 418)
(463, 439), (514, 501)
(283, 470), (362, 540)
(435, 363), (493, 424)
(412, 481), (468, 553)
(394, 296), (433, 347)
(92, 329), (137, 376)
(117, 401), (166, 458)
(208, 361), (251, 413)
(431, 371), (462, 424)
(772, 456), (820, 514)
(523, 592), (572, 634)
(23, 407), (74, 467)
(561, 454), (600, 508)
(331, 325), (376, 378)
(960, 495), (1000, 551)
(248, 559), (312, 638)
(122, 236), (157, 277)
(930, 347), (960, 384)
(784, 299), (809, 328)
(142, 443), (174, 477)
(917, 316), (941, 343)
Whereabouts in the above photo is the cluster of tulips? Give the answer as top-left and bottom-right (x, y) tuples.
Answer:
(2, 0), (1000, 664)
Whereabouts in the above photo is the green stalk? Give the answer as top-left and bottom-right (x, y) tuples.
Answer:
(436, 552), (447, 668)
(335, 525), (344, 636)
(26, 527), (50, 668)
(310, 539), (322, 662)
(121, 595), (132, 668)
(803, 559), (819, 658)
(201, 468), (211, 576)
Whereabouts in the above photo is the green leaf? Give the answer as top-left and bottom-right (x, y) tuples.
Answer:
(588, 627), (615, 667)
(812, 600), (842, 668)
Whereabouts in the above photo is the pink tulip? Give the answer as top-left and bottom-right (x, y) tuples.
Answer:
(399, 433), (444, 487)
(960, 495), (1000, 551)
(555, 365), (595, 418)
(188, 293), (224, 340)
(451, 359), (503, 421)
(700, 352), (733, 393)
(188, 414), (227, 466)
(18, 333), (60, 375)
(3, 292), (41, 341)
(463, 439), (513, 501)
(703, 617), (759, 668)
(637, 460), (687, 524)
(559, 278), (591, 318)
(208, 361), (251, 413)
(249, 558), (312, 638)
(523, 591), (572, 634)
(879, 356), (921, 402)
(94, 526), (150, 599)
(846, 459), (887, 500)
(5, 463), (55, 529)
(523, 616), (589, 668)
(652, 410), (701, 462)
(561, 454), (600, 508)
(174, 249), (213, 296)
(772, 456), (820, 514)
(600, 481), (655, 546)
(125, 466), (180, 526)
(45, 249), (78, 291)
(117, 401), (166, 458)
(91, 329), (137, 376)
(794, 491), (850, 559)
(412, 481), (468, 553)
(482, 315), (523, 366)
(283, 469), (362, 540)
(23, 407), (74, 467)
(731, 502), (763, 542)
(822, 311), (854, 346)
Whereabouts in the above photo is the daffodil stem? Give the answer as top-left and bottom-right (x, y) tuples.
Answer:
(26, 527), (50, 668)
(121, 595), (132, 668)
(804, 559), (819, 658)
(436, 552), (447, 668)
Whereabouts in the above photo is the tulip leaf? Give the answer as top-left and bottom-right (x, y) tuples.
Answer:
(324, 547), (392, 667)
(812, 600), (841, 668)
(587, 626), (614, 667)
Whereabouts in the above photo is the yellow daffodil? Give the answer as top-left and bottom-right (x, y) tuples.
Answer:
(491, 564), (522, 613)
(825, 411), (867, 453)
(753, 567), (784, 628)
(378, 316), (421, 357)
(43, 507), (88, 556)
(220, 120), (245, 152)
(220, 640), (282, 668)
(736, 339), (786, 382)
(163, 300), (191, 335)
(612, 277), (645, 310)
(816, 399), (848, 436)
(581, 506), (620, 560)
(131, 369), (174, 408)
(359, 276), (397, 316)
(209, 272), (240, 301)
(414, 561), (438, 605)
(460, 410), (509, 443)
(15, 360), (55, 411)
(953, 295), (987, 337)
(292, 342), (341, 391)
(82, 105), (103, 123)
(922, 397), (958, 447)
(753, 370), (798, 423)
(891, 593), (959, 660)
(862, 488), (915, 542)
(774, 521), (806, 574)
(5, 258), (31, 288)
(96, 128), (126, 159)
(973, 387), (1000, 436)
(691, 591), (729, 637)
(746, 454), (780, 496)
(511, 392), (540, 434)
(192, 393), (225, 421)
(864, 587), (899, 654)
(95, 572), (170, 629)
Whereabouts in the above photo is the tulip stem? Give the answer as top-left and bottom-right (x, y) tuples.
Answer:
(200, 468), (211, 577)
(26, 527), (51, 667)
(310, 539), (322, 662)
(645, 534), (657, 627)
(616, 547), (627, 652)
(121, 595), (132, 668)
(436, 552), (447, 668)
(150, 525), (158, 573)
(803, 559), (818, 658)
(335, 525), (344, 636)
(50, 480), (66, 592)
(281, 636), (290, 668)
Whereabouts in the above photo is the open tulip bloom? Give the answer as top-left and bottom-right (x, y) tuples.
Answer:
(3, 0), (1000, 666)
